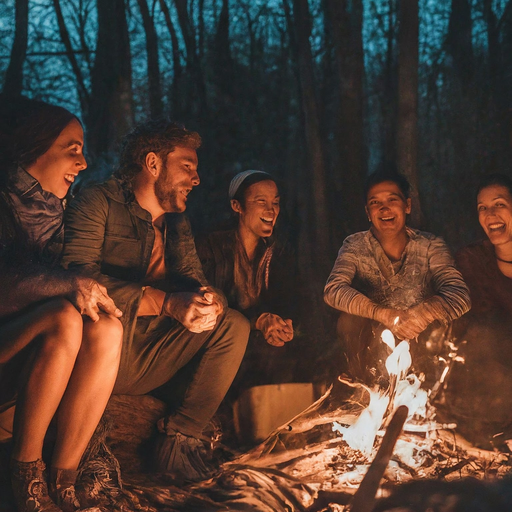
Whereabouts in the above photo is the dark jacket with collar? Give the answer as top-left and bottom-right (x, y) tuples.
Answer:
(3, 167), (64, 265)
(196, 229), (298, 326)
(62, 177), (208, 343)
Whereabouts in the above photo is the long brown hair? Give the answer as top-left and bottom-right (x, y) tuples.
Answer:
(0, 94), (79, 182)
(0, 95), (78, 265)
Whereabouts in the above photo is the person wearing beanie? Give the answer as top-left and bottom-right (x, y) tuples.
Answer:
(197, 170), (299, 397)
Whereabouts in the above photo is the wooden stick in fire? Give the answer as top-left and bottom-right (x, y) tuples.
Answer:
(350, 405), (409, 512)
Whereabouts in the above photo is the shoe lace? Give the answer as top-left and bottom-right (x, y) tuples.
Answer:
(59, 485), (80, 508)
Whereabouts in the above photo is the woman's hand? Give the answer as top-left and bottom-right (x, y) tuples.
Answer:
(70, 277), (122, 322)
(256, 313), (294, 346)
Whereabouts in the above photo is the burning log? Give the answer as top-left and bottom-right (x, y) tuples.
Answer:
(351, 405), (409, 512)
(1, 323), (505, 512)
(79, 327), (512, 511)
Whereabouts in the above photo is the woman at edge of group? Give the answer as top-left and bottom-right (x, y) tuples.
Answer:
(456, 173), (512, 317)
(197, 170), (294, 389)
(445, 173), (512, 446)
(0, 95), (123, 512)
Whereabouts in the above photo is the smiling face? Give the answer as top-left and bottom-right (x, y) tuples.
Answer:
(25, 118), (87, 198)
(477, 184), (512, 247)
(154, 146), (199, 212)
(365, 180), (411, 237)
(232, 180), (280, 240)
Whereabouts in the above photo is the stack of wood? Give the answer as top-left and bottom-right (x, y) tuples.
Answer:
(1, 380), (510, 511)
(100, 379), (510, 511)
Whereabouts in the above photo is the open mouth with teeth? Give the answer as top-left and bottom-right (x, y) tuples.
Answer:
(64, 174), (77, 185)
(260, 217), (274, 227)
(379, 216), (396, 223)
(487, 222), (506, 234)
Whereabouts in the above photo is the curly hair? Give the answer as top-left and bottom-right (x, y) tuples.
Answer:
(115, 118), (201, 184)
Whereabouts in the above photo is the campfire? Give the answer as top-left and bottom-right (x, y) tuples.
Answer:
(51, 326), (511, 511)
(229, 325), (510, 509)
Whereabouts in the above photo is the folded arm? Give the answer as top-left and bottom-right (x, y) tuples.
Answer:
(409, 237), (471, 324)
(324, 238), (382, 320)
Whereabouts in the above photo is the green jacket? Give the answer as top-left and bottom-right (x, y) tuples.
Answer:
(62, 178), (208, 343)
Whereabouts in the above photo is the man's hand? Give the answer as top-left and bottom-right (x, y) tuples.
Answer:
(162, 291), (222, 333)
(197, 286), (225, 316)
(375, 306), (426, 339)
(374, 307), (401, 331)
(70, 276), (122, 322)
(255, 313), (294, 347)
(393, 308), (431, 340)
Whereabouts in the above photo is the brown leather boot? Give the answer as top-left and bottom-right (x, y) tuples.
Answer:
(10, 459), (61, 512)
(49, 468), (80, 512)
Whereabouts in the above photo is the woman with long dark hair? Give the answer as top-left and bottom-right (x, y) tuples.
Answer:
(447, 174), (512, 445)
(0, 95), (123, 512)
(456, 173), (512, 317)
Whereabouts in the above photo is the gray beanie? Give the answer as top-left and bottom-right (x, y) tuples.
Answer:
(228, 170), (272, 199)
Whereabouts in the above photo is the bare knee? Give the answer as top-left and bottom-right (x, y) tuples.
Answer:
(82, 314), (123, 360)
(0, 299), (82, 364)
(38, 298), (83, 356)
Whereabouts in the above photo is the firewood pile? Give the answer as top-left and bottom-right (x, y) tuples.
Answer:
(102, 376), (510, 512)
(2, 330), (511, 511)
(233, 380), (510, 489)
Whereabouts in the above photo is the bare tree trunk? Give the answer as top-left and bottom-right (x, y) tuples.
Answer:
(3, 0), (29, 96)
(396, 0), (423, 228)
(52, 0), (89, 115)
(382, 0), (398, 165)
(174, 0), (208, 114)
(283, 0), (313, 284)
(158, 0), (183, 117)
(484, 0), (512, 167)
(214, 0), (233, 94)
(198, 0), (205, 60)
(136, 0), (163, 117)
(326, 0), (367, 234)
(446, 0), (473, 83)
(290, 0), (330, 273)
(501, 1), (512, 160)
(87, 0), (133, 158)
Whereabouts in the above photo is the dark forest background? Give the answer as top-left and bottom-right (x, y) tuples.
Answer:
(1, 0), (512, 373)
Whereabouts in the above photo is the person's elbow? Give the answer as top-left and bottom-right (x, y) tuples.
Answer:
(323, 281), (339, 309)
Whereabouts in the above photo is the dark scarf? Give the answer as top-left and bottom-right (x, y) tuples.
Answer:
(233, 232), (274, 310)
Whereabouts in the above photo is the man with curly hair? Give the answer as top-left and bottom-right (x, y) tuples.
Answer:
(62, 119), (250, 481)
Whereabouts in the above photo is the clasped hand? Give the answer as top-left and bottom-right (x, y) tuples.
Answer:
(256, 313), (294, 347)
(375, 306), (430, 340)
(70, 276), (122, 322)
(163, 287), (224, 333)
